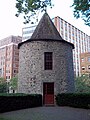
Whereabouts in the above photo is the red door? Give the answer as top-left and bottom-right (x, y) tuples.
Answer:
(43, 83), (54, 105)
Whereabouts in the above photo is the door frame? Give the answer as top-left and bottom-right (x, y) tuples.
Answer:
(43, 82), (54, 105)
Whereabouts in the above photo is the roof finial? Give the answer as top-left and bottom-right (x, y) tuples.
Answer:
(42, 1), (47, 13)
(44, 6), (47, 13)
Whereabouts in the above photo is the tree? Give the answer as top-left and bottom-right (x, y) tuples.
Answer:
(75, 74), (90, 93)
(0, 77), (7, 93)
(9, 75), (18, 93)
(15, 0), (53, 24)
(71, 0), (90, 26)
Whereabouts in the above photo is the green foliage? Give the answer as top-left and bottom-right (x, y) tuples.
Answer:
(0, 77), (5, 82)
(71, 0), (90, 26)
(56, 93), (90, 109)
(0, 93), (27, 96)
(0, 78), (7, 93)
(0, 117), (11, 120)
(75, 74), (90, 93)
(0, 93), (42, 96)
(9, 75), (18, 91)
(15, 0), (53, 24)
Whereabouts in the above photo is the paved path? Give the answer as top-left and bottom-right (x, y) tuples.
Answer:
(0, 107), (90, 120)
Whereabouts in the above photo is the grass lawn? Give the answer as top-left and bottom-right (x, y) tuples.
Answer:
(0, 117), (11, 120)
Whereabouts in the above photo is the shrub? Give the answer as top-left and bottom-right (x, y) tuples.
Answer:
(0, 94), (42, 113)
(0, 93), (27, 96)
(56, 93), (90, 109)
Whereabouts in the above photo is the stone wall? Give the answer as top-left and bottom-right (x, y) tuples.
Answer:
(18, 40), (75, 94)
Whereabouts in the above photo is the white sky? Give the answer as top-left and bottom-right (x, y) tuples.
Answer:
(0, 0), (90, 40)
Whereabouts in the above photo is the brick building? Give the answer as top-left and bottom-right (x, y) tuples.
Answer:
(18, 13), (75, 105)
(0, 35), (22, 82)
(80, 52), (90, 75)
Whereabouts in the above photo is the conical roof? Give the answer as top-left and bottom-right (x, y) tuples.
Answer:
(18, 13), (74, 49)
(31, 12), (63, 40)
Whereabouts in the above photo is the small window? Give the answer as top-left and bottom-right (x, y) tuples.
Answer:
(88, 57), (90, 62)
(14, 70), (17, 73)
(88, 65), (90, 70)
(6, 76), (10, 79)
(81, 58), (84, 62)
(44, 52), (53, 70)
(82, 67), (85, 70)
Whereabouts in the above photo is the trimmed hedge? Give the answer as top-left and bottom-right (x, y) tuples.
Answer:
(0, 94), (42, 113)
(0, 93), (27, 96)
(56, 93), (90, 109)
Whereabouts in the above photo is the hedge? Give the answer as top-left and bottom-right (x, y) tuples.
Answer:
(56, 93), (90, 109)
(0, 94), (42, 113)
(0, 93), (27, 96)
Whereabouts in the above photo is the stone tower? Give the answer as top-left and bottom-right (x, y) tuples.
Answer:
(18, 13), (75, 105)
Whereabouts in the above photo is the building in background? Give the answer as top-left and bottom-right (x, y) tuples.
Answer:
(80, 52), (90, 75)
(0, 35), (22, 82)
(22, 25), (36, 42)
(22, 16), (90, 76)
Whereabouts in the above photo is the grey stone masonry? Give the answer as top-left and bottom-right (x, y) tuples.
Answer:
(18, 40), (75, 94)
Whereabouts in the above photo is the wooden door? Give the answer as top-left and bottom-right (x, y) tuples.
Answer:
(43, 82), (54, 105)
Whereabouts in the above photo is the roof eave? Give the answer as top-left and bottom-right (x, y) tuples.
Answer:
(18, 38), (74, 49)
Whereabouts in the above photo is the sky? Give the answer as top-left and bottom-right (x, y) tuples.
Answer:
(0, 0), (90, 40)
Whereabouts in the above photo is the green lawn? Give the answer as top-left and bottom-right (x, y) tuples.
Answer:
(0, 117), (11, 120)
(0, 115), (12, 120)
